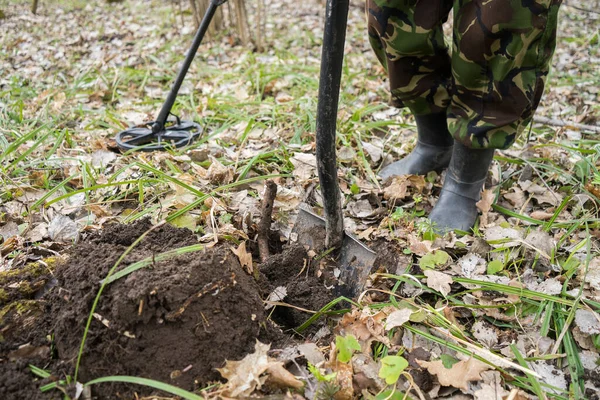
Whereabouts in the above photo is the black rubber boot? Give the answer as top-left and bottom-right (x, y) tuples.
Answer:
(429, 140), (495, 233)
(379, 112), (454, 180)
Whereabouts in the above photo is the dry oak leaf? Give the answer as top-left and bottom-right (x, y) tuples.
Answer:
(338, 308), (390, 352)
(383, 175), (426, 202)
(503, 187), (526, 208)
(424, 270), (453, 296)
(230, 241), (253, 274)
(217, 341), (302, 397)
(417, 357), (492, 391)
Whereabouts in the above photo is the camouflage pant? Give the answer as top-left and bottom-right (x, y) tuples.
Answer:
(367, 0), (562, 149)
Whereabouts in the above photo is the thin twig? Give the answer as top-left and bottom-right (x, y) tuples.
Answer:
(533, 116), (600, 133)
(258, 180), (277, 263)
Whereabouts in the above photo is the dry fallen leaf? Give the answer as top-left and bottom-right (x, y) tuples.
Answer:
(326, 353), (354, 400)
(207, 156), (234, 185)
(217, 341), (302, 397)
(265, 286), (287, 309)
(265, 363), (303, 390)
(476, 188), (495, 227)
(417, 357), (491, 391)
(471, 321), (499, 348)
(338, 308), (389, 353)
(290, 152), (316, 180)
(230, 241), (253, 274)
(456, 252), (486, 278)
(530, 210), (554, 220)
(384, 308), (413, 331)
(0, 221), (19, 241)
(424, 270), (453, 296)
(48, 215), (79, 242)
(473, 371), (509, 400)
(297, 343), (325, 365)
(503, 187), (527, 208)
(574, 309), (600, 335)
(524, 229), (555, 258)
(361, 140), (384, 163)
(407, 233), (434, 256)
(484, 225), (523, 248)
(530, 361), (568, 393)
(383, 175), (426, 202)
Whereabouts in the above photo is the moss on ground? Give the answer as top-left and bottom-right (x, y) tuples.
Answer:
(0, 257), (61, 306)
(0, 300), (43, 343)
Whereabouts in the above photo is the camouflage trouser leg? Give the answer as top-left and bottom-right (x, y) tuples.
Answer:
(367, 0), (563, 150)
(367, 0), (454, 115)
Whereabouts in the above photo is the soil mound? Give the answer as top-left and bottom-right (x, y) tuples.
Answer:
(0, 220), (337, 399)
(51, 221), (266, 392)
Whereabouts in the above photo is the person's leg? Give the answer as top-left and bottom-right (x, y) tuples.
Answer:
(430, 0), (562, 232)
(367, 0), (455, 179)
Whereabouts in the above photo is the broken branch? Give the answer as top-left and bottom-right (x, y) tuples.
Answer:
(258, 180), (277, 263)
(533, 116), (600, 133)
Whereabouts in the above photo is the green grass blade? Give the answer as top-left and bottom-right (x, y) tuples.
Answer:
(543, 195), (571, 232)
(295, 296), (358, 333)
(102, 244), (204, 284)
(44, 179), (155, 208)
(510, 344), (547, 400)
(28, 364), (51, 379)
(85, 376), (203, 400)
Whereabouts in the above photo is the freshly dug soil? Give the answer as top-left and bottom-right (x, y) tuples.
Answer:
(0, 219), (337, 399)
(51, 221), (266, 392)
(259, 243), (333, 329)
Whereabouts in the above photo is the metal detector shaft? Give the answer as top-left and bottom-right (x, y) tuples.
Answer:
(152, 0), (227, 134)
(315, 0), (349, 249)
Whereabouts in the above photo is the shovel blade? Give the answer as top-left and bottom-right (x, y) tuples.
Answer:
(293, 206), (377, 298)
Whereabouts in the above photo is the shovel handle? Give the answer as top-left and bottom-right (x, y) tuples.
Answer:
(316, 0), (349, 249)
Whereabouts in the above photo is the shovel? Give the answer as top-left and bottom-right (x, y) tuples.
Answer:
(293, 0), (376, 298)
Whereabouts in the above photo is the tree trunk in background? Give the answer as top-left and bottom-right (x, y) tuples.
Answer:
(228, 0), (250, 45)
(188, 0), (268, 50)
(189, 0), (224, 36)
(255, 0), (263, 51)
(31, 0), (39, 14)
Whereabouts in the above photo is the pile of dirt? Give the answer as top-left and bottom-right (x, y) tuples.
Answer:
(0, 219), (337, 399)
(51, 221), (267, 392)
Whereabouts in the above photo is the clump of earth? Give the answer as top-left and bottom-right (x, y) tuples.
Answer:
(0, 219), (336, 399)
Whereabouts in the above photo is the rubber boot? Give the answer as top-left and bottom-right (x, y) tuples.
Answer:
(379, 112), (454, 180)
(429, 141), (495, 233)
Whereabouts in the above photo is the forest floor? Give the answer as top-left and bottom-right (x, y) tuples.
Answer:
(1, 0), (599, 399)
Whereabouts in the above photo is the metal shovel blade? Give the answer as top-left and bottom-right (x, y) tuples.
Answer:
(293, 205), (377, 298)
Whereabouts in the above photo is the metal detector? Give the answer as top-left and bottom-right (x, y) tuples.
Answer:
(115, 0), (228, 151)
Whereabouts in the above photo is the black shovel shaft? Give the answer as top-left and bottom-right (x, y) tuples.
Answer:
(153, 0), (225, 133)
(316, 0), (349, 249)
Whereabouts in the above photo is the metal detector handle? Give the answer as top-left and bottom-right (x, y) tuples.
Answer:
(315, 0), (349, 249)
(153, 0), (228, 134)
